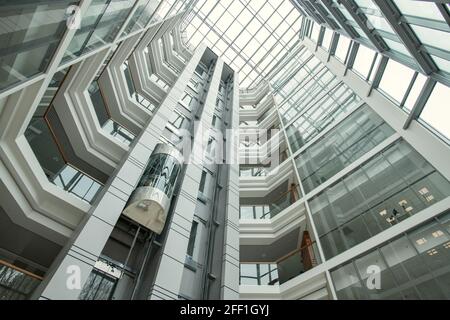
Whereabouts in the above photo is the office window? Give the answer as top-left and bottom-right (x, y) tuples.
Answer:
(206, 137), (216, 155)
(352, 45), (377, 80)
(181, 93), (194, 109)
(321, 28), (333, 51)
(331, 211), (450, 299)
(310, 140), (450, 259)
(296, 105), (395, 194)
(169, 110), (187, 129)
(419, 82), (450, 141)
(334, 35), (351, 63)
(199, 171), (207, 193)
(186, 221), (198, 257)
(378, 59), (416, 104)
(63, 0), (135, 63)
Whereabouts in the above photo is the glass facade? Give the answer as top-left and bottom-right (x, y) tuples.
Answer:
(296, 104), (395, 194)
(62, 0), (135, 63)
(331, 211), (450, 299)
(121, 0), (160, 36)
(0, 0), (78, 91)
(310, 139), (450, 259)
(25, 117), (103, 204)
(304, 18), (450, 146)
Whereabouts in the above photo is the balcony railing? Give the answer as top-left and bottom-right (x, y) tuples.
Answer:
(240, 185), (299, 220)
(239, 167), (269, 177)
(240, 238), (320, 286)
(0, 259), (43, 300)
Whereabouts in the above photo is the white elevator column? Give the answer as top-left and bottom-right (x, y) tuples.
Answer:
(148, 57), (225, 300)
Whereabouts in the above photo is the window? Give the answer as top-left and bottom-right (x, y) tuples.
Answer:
(295, 105), (395, 194)
(187, 221), (198, 257)
(321, 28), (333, 51)
(352, 45), (377, 80)
(334, 35), (351, 63)
(169, 111), (187, 129)
(331, 211), (450, 299)
(378, 59), (415, 104)
(0, 0), (76, 91)
(181, 93), (193, 108)
(199, 171), (207, 193)
(312, 140), (450, 259)
(206, 137), (216, 155)
(419, 82), (450, 141)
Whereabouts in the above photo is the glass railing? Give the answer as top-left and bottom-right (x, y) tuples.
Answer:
(240, 186), (299, 220)
(239, 167), (269, 177)
(25, 117), (103, 204)
(240, 240), (321, 286)
(0, 259), (43, 300)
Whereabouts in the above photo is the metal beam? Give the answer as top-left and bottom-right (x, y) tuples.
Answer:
(435, 3), (450, 27)
(339, 0), (388, 52)
(403, 77), (436, 129)
(321, 0), (359, 39)
(373, 0), (437, 75)
(306, 0), (340, 30)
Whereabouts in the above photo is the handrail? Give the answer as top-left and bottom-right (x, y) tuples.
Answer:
(239, 240), (318, 267)
(0, 259), (44, 281)
(240, 184), (300, 219)
(276, 241), (317, 265)
(268, 184), (300, 207)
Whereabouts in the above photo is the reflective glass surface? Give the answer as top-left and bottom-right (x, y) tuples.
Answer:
(296, 105), (395, 194)
(310, 140), (450, 259)
(331, 211), (450, 299)
(0, 0), (78, 91)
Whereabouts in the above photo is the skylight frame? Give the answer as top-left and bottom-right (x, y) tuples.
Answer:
(182, 0), (302, 88)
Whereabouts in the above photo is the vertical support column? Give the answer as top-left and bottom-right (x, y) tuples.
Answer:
(220, 71), (240, 300)
(148, 55), (224, 300)
(32, 44), (206, 300)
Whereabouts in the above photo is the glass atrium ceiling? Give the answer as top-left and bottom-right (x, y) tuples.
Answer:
(181, 0), (302, 88)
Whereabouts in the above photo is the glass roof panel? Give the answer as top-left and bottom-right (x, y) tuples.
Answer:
(182, 0), (302, 88)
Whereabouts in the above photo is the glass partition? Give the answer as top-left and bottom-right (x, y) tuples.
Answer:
(240, 239), (321, 285)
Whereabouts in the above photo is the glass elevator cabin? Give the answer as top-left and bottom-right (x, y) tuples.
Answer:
(123, 143), (183, 234)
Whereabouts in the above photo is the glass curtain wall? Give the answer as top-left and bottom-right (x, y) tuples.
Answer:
(309, 139), (450, 259)
(0, 0), (78, 91)
(331, 211), (450, 299)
